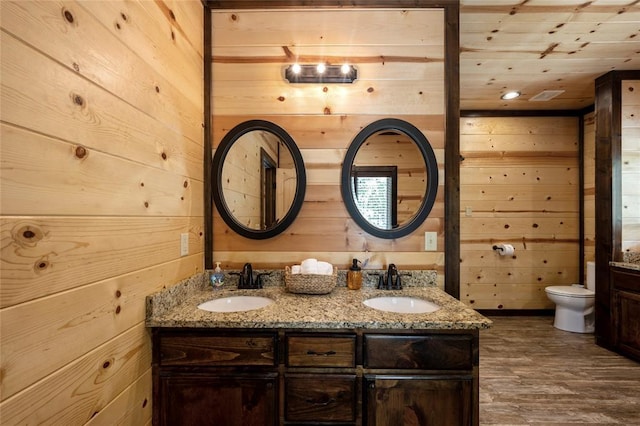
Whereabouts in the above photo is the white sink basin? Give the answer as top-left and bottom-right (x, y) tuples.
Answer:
(198, 296), (274, 313)
(363, 296), (440, 314)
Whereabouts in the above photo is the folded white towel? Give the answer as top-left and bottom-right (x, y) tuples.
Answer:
(300, 258), (318, 274)
(291, 265), (301, 274)
(317, 261), (333, 275)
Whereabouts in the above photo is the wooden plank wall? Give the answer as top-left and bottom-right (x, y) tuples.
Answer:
(0, 1), (204, 424)
(460, 116), (580, 310)
(622, 80), (640, 252)
(211, 10), (447, 284)
(583, 111), (596, 267)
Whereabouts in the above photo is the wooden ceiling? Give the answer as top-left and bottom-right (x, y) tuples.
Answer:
(460, 0), (640, 111)
(210, 1), (640, 112)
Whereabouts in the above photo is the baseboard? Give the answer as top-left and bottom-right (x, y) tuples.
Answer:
(477, 309), (555, 316)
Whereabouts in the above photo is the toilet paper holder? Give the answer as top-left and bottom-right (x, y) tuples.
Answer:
(492, 244), (515, 256)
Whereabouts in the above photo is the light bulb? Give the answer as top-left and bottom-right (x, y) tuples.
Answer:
(501, 91), (521, 100)
(291, 63), (301, 74)
(341, 64), (351, 74)
(316, 63), (326, 74)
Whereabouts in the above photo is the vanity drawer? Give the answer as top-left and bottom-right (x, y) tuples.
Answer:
(611, 267), (640, 293)
(286, 334), (356, 367)
(159, 333), (276, 367)
(284, 374), (357, 422)
(364, 334), (473, 370)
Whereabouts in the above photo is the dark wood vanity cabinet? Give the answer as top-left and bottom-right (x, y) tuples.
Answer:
(363, 334), (475, 425)
(284, 333), (358, 423)
(364, 376), (472, 425)
(153, 330), (278, 426)
(152, 328), (479, 426)
(611, 266), (640, 362)
(159, 373), (277, 426)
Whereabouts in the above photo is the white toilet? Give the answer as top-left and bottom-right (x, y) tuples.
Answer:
(545, 261), (596, 333)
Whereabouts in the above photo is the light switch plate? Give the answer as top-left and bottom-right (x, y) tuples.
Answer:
(180, 233), (189, 256)
(424, 232), (437, 251)
(465, 206), (473, 217)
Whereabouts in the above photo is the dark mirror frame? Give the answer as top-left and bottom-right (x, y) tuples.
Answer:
(212, 120), (307, 240)
(341, 118), (439, 239)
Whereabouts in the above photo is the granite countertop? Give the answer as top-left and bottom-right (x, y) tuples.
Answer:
(146, 272), (492, 330)
(610, 262), (640, 272)
(610, 251), (640, 272)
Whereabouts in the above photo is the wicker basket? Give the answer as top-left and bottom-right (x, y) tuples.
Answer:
(284, 265), (338, 294)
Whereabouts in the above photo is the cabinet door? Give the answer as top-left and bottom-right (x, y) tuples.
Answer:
(158, 373), (277, 426)
(364, 375), (472, 426)
(615, 290), (640, 361)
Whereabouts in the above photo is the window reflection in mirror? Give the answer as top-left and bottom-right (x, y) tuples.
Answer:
(220, 130), (296, 231)
(351, 130), (427, 229)
(351, 166), (398, 229)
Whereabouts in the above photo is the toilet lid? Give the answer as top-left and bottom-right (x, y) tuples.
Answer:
(545, 286), (594, 297)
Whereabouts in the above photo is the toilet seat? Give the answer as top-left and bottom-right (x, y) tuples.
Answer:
(545, 286), (594, 297)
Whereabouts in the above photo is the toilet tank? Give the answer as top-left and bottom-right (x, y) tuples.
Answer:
(586, 261), (595, 291)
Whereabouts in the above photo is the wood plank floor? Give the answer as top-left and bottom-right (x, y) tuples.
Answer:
(480, 316), (640, 425)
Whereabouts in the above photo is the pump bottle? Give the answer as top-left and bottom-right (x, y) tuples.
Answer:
(347, 259), (362, 290)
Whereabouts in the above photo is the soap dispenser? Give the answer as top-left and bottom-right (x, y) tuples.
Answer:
(347, 259), (362, 290)
(210, 261), (224, 289)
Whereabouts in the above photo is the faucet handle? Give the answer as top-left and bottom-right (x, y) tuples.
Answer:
(378, 274), (386, 289)
(256, 272), (272, 289)
(235, 273), (247, 289)
(393, 274), (403, 290)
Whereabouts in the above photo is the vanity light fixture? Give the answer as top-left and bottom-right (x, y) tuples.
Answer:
(285, 63), (357, 84)
(501, 91), (521, 100)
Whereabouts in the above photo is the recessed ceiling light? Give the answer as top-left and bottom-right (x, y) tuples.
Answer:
(501, 91), (521, 100)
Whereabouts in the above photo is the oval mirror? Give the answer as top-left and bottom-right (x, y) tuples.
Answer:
(212, 120), (306, 239)
(341, 118), (438, 239)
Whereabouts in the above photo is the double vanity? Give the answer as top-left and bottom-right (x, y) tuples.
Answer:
(147, 271), (491, 426)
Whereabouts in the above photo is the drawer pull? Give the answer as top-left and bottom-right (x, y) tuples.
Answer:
(307, 350), (337, 356)
(305, 396), (336, 406)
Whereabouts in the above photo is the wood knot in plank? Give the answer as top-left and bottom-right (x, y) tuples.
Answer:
(13, 223), (45, 247)
(62, 8), (76, 24)
(34, 258), (50, 273)
(71, 93), (85, 107)
(75, 145), (87, 159)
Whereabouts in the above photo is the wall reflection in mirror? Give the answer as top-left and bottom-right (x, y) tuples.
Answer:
(342, 118), (438, 239)
(221, 130), (296, 230)
(213, 120), (306, 240)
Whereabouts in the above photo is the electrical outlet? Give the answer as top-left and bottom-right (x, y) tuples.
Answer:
(424, 232), (437, 251)
(180, 233), (189, 256)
